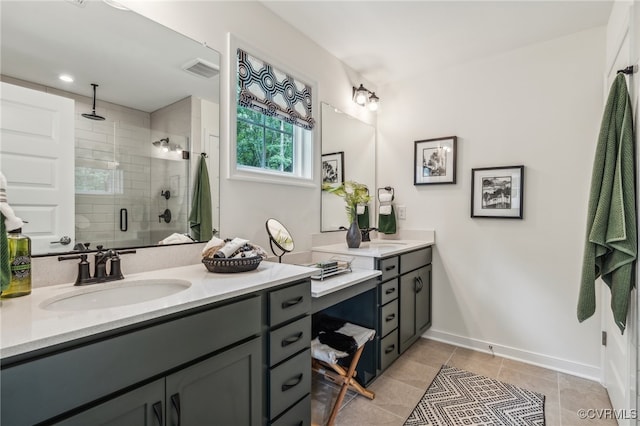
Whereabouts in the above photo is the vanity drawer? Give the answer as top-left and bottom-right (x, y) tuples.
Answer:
(378, 256), (399, 281)
(400, 247), (432, 274)
(380, 299), (398, 337)
(270, 315), (311, 367)
(269, 280), (311, 326)
(380, 278), (399, 305)
(379, 329), (399, 371)
(269, 349), (311, 420)
(270, 394), (311, 426)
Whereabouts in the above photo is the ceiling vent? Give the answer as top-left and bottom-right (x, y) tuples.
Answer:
(182, 58), (219, 79)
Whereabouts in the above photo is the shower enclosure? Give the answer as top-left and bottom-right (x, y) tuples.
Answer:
(75, 95), (192, 250)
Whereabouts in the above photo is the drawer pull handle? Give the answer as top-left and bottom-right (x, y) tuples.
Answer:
(385, 314), (396, 322)
(170, 393), (181, 426)
(385, 287), (396, 295)
(282, 296), (303, 309)
(385, 344), (396, 354)
(385, 265), (396, 272)
(282, 373), (304, 392)
(152, 401), (163, 426)
(282, 332), (304, 347)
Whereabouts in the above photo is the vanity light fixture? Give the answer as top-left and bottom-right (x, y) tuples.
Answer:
(152, 137), (170, 152)
(352, 84), (380, 111)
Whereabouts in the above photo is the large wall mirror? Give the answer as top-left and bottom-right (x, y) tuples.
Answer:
(321, 102), (375, 231)
(0, 0), (220, 255)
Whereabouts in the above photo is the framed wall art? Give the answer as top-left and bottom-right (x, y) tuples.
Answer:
(471, 165), (524, 219)
(414, 136), (457, 185)
(322, 151), (344, 184)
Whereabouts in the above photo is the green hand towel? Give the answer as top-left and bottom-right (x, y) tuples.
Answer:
(578, 74), (636, 334)
(357, 205), (370, 229)
(378, 206), (397, 234)
(1, 213), (10, 292)
(188, 154), (213, 242)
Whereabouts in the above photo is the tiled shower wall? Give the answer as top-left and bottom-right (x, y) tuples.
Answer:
(75, 106), (153, 249)
(149, 97), (191, 244)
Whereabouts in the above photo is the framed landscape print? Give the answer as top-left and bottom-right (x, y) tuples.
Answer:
(322, 151), (344, 185)
(471, 165), (524, 219)
(414, 136), (457, 185)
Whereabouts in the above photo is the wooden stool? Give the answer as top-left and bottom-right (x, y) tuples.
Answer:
(311, 322), (376, 426)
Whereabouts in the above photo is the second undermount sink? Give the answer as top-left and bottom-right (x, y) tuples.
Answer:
(362, 241), (408, 249)
(40, 279), (192, 311)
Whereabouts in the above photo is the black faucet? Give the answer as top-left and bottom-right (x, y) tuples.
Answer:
(360, 227), (378, 242)
(59, 245), (136, 285)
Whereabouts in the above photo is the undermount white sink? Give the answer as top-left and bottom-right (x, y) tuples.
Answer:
(40, 279), (192, 311)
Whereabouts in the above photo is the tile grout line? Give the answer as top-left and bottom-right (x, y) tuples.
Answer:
(556, 371), (563, 426)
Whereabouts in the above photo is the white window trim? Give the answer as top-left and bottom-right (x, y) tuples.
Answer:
(226, 33), (318, 188)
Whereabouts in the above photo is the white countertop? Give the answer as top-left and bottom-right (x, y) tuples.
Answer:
(0, 261), (316, 360)
(312, 239), (434, 258)
(310, 268), (381, 298)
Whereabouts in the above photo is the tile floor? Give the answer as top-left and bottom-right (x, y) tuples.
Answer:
(311, 338), (617, 426)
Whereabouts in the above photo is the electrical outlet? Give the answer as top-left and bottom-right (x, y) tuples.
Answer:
(398, 205), (407, 220)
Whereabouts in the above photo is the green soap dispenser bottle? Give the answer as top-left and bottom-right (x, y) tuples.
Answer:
(2, 228), (32, 298)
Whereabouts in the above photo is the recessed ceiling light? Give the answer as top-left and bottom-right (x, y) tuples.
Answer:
(59, 74), (74, 83)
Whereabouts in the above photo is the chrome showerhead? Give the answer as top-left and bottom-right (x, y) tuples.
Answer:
(82, 83), (105, 121)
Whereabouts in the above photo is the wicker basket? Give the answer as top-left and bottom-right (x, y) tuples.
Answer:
(202, 255), (263, 273)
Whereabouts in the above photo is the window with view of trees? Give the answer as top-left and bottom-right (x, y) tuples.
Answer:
(234, 47), (314, 181)
(237, 105), (295, 173)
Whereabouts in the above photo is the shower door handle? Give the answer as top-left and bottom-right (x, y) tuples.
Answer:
(50, 236), (71, 245)
(120, 208), (128, 232)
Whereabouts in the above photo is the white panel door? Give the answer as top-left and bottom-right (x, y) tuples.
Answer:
(602, 4), (636, 424)
(0, 82), (75, 254)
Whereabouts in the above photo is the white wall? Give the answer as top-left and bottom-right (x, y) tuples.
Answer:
(377, 27), (606, 378)
(123, 1), (377, 252)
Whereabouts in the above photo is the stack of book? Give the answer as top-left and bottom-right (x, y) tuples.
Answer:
(316, 260), (338, 275)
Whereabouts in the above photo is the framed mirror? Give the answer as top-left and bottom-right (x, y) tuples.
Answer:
(0, 0), (221, 255)
(320, 102), (376, 231)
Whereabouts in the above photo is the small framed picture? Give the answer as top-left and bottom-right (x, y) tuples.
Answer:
(414, 136), (457, 185)
(322, 151), (344, 185)
(471, 165), (524, 219)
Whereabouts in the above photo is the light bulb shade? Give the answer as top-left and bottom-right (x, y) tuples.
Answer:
(354, 84), (368, 105)
(367, 92), (379, 111)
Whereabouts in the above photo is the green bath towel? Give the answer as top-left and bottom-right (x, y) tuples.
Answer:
(578, 74), (636, 334)
(1, 213), (10, 292)
(357, 205), (370, 229)
(188, 154), (213, 242)
(378, 206), (397, 234)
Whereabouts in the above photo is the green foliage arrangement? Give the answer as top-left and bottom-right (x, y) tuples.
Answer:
(322, 180), (371, 223)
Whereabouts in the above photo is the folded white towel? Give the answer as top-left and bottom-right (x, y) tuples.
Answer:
(379, 193), (393, 203)
(202, 236), (226, 257)
(0, 172), (24, 231)
(159, 233), (193, 245)
(379, 205), (392, 215)
(356, 204), (366, 215)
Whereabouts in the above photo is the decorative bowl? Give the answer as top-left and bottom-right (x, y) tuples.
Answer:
(202, 255), (263, 273)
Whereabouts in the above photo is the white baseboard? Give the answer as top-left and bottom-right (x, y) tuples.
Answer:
(423, 328), (601, 382)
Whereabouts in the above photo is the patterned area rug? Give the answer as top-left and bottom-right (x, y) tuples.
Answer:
(405, 365), (545, 426)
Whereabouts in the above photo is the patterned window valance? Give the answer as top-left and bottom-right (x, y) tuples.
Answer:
(237, 48), (315, 130)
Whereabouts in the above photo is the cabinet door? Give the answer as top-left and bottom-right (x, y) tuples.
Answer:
(55, 380), (164, 426)
(415, 265), (432, 334)
(399, 265), (432, 353)
(165, 337), (262, 426)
